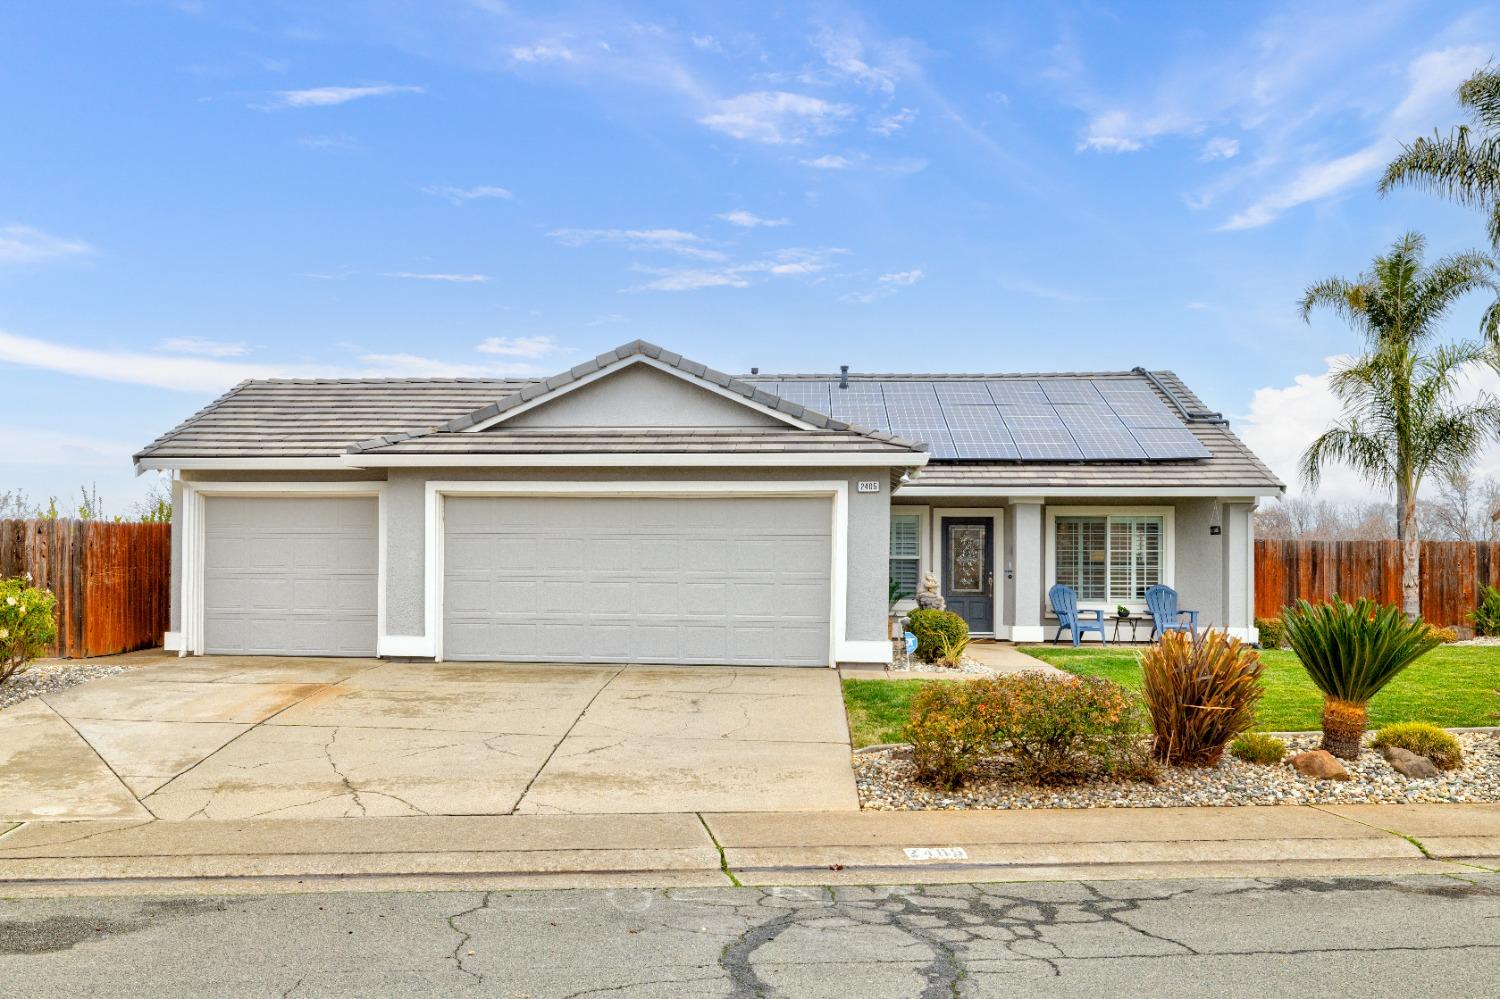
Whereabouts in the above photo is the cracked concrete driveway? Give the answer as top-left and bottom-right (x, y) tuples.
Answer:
(0, 654), (858, 821)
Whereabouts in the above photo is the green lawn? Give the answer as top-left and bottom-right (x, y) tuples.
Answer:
(843, 646), (1500, 748)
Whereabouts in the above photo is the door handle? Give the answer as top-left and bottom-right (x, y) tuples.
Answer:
(986, 572), (994, 596)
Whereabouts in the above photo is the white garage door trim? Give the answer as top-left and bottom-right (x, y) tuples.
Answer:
(177, 481), (386, 656)
(418, 480), (854, 666)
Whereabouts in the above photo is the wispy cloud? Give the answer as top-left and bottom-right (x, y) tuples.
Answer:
(627, 247), (843, 292)
(510, 43), (577, 64)
(717, 210), (790, 228)
(423, 184), (514, 204)
(547, 227), (724, 260)
(157, 337), (250, 358)
(0, 329), (550, 392)
(1222, 44), (1488, 230)
(869, 107), (918, 136)
(699, 91), (854, 144)
(585, 313), (627, 326)
(842, 267), (925, 303)
(0, 225), (92, 264)
(475, 335), (563, 358)
(383, 271), (492, 283)
(812, 28), (899, 95)
(255, 83), (423, 110)
(804, 154), (851, 169)
(1200, 137), (1240, 161)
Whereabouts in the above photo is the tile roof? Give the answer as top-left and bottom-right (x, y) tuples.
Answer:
(133, 342), (1283, 492)
(350, 428), (917, 455)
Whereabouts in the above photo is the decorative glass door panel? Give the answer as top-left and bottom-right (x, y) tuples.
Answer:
(940, 517), (994, 633)
(947, 524), (987, 594)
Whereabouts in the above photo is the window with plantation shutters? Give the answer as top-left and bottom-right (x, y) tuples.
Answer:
(1052, 513), (1165, 604)
(889, 514), (920, 599)
(1055, 517), (1107, 601)
(1108, 517), (1162, 600)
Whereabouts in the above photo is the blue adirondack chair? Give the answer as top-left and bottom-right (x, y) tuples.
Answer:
(1048, 584), (1107, 647)
(1145, 585), (1198, 640)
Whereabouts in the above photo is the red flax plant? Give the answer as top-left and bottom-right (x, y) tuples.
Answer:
(1140, 630), (1266, 767)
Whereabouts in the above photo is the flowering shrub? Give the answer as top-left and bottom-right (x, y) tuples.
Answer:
(904, 674), (1156, 789)
(984, 674), (1156, 784)
(0, 575), (57, 686)
(904, 681), (997, 789)
(907, 609), (968, 664)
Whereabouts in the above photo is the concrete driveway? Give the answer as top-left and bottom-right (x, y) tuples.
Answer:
(0, 654), (858, 821)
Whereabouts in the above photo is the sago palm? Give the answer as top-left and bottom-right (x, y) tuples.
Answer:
(1381, 65), (1500, 253)
(1300, 231), (1500, 618)
(1280, 598), (1441, 759)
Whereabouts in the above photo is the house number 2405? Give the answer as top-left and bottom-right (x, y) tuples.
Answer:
(857, 481), (881, 493)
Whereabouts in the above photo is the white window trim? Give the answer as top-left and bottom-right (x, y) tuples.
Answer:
(1043, 505), (1175, 614)
(888, 509), (924, 609)
(176, 480), (387, 657)
(406, 479), (860, 667)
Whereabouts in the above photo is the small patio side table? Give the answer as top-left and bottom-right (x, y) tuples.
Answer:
(1111, 615), (1145, 643)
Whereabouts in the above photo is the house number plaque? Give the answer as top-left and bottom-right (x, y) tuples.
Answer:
(857, 481), (880, 493)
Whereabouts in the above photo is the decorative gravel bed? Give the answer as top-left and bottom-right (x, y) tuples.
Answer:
(854, 731), (1500, 810)
(886, 642), (998, 677)
(0, 663), (128, 711)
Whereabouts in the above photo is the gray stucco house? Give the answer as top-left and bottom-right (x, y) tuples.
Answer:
(135, 339), (1283, 665)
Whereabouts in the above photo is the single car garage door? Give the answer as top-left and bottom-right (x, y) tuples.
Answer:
(442, 495), (832, 666)
(203, 496), (379, 656)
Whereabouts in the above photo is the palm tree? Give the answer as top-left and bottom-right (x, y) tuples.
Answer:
(1300, 231), (1500, 619)
(1381, 65), (1500, 251)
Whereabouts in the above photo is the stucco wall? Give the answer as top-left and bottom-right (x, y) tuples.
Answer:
(505, 364), (783, 429)
(893, 495), (1254, 638)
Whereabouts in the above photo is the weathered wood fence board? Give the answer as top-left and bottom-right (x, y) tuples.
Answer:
(0, 519), (169, 658)
(1255, 538), (1500, 628)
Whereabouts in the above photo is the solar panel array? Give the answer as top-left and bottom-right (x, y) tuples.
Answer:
(752, 378), (1210, 461)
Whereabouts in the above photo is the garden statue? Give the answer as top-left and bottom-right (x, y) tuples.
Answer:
(915, 572), (945, 611)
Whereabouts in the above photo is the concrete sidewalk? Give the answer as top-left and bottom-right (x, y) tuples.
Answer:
(0, 803), (1494, 897)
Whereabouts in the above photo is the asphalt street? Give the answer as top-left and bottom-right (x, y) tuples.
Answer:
(1, 873), (1497, 997)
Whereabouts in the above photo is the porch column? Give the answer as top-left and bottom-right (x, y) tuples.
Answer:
(1009, 498), (1046, 643)
(1220, 499), (1256, 641)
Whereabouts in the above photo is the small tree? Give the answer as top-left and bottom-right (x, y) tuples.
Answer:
(0, 576), (58, 687)
(1300, 231), (1500, 619)
(1281, 597), (1441, 759)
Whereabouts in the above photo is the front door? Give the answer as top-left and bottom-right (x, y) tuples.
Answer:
(941, 517), (994, 633)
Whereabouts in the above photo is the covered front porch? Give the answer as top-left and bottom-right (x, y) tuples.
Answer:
(889, 493), (1262, 645)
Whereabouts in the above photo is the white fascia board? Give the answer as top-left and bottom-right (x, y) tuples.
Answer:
(464, 354), (819, 433)
(343, 451), (928, 469)
(136, 457), (352, 472)
(894, 484), (1280, 499)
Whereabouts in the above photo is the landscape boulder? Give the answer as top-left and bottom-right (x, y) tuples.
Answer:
(1379, 744), (1441, 779)
(1288, 750), (1353, 781)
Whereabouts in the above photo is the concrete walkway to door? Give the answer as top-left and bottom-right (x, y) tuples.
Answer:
(0, 653), (858, 822)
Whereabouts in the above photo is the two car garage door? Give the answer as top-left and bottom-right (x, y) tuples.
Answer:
(201, 494), (833, 666)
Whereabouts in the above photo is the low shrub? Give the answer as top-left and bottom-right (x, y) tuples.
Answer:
(1424, 624), (1460, 644)
(983, 674), (1155, 785)
(907, 609), (969, 664)
(903, 674), (1156, 789)
(904, 681), (996, 789)
(1140, 630), (1265, 767)
(1229, 732), (1287, 765)
(1470, 585), (1500, 636)
(1255, 617), (1286, 649)
(0, 575), (57, 687)
(1371, 722), (1463, 771)
(934, 631), (971, 669)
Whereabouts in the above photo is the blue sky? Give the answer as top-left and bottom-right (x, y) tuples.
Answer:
(3, 1), (1498, 511)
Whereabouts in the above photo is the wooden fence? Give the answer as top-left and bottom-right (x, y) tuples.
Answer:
(0, 519), (170, 658)
(1254, 539), (1500, 629)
